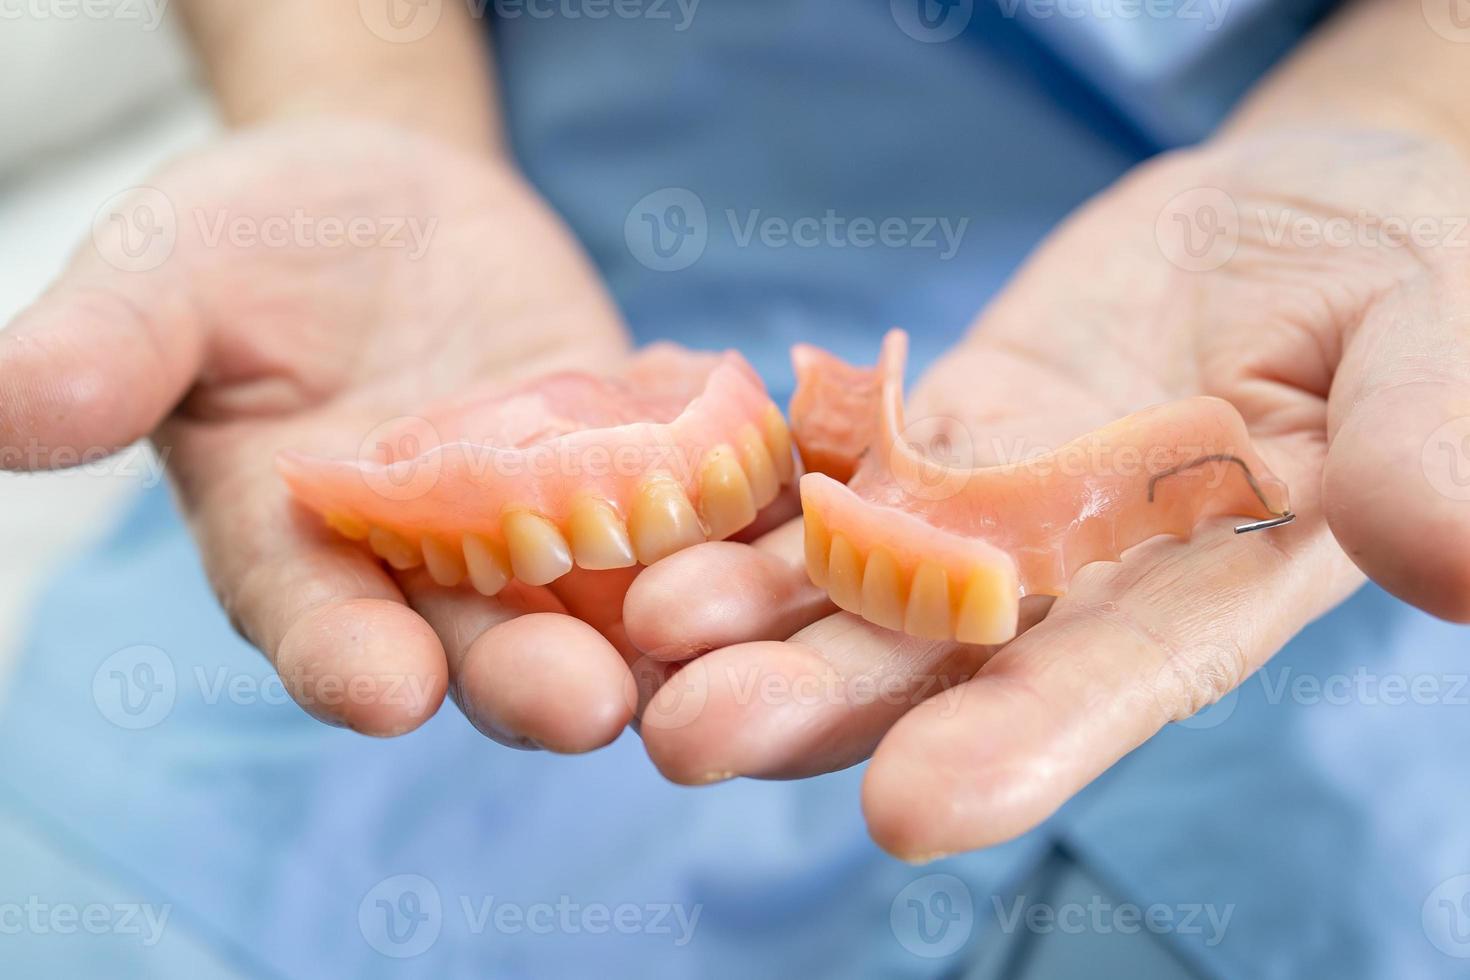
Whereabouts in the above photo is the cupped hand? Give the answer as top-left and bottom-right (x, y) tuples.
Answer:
(626, 128), (1470, 858)
(1, 118), (657, 747)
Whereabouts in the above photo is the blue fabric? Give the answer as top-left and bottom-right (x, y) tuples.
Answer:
(13, 2), (1461, 978)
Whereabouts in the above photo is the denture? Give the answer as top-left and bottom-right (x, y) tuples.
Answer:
(791, 331), (1292, 645)
(278, 345), (795, 593)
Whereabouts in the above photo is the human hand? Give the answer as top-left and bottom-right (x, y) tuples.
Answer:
(0, 118), (659, 747)
(625, 128), (1470, 858)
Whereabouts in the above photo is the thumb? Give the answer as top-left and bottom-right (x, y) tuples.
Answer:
(1323, 261), (1470, 621)
(1, 185), (203, 470)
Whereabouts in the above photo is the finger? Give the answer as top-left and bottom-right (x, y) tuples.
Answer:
(1323, 260), (1470, 621)
(404, 572), (634, 753)
(1, 201), (204, 466)
(623, 518), (834, 661)
(861, 442), (1361, 860)
(169, 426), (448, 737)
(639, 613), (989, 785)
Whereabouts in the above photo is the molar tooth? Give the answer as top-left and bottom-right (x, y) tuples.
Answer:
(860, 548), (907, 631)
(503, 511), (574, 586)
(698, 445), (758, 540)
(422, 536), (467, 587)
(567, 496), (636, 570)
(904, 561), (953, 640)
(761, 405), (795, 484)
(462, 533), (511, 595)
(369, 527), (421, 570)
(803, 511), (831, 588)
(955, 566), (1021, 645)
(325, 512), (370, 541)
(826, 534), (864, 613)
(736, 424), (780, 507)
(629, 476), (705, 564)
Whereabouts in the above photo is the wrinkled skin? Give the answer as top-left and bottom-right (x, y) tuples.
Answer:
(1, 118), (708, 749)
(624, 129), (1470, 859)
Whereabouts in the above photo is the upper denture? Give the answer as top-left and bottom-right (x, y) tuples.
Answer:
(278, 345), (797, 594)
(791, 330), (1292, 645)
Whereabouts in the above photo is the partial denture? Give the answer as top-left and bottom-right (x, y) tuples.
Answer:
(279, 346), (797, 594)
(791, 331), (1292, 645)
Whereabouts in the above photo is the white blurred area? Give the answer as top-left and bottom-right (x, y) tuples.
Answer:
(0, 2), (218, 692)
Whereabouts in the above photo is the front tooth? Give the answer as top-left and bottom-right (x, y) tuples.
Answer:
(861, 547), (906, 631)
(629, 476), (705, 564)
(826, 534), (863, 613)
(462, 533), (511, 595)
(369, 527), (421, 570)
(502, 511), (574, 586)
(736, 424), (780, 507)
(422, 536), (467, 587)
(803, 510), (831, 587)
(567, 496), (636, 570)
(325, 512), (370, 541)
(698, 445), (758, 540)
(761, 405), (795, 484)
(904, 561), (953, 640)
(955, 565), (1020, 645)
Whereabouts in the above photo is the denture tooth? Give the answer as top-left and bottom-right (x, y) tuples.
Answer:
(368, 527), (421, 570)
(761, 405), (796, 485)
(736, 424), (781, 507)
(955, 566), (1020, 645)
(904, 561), (953, 640)
(462, 533), (511, 595)
(803, 511), (831, 588)
(826, 535), (864, 613)
(502, 511), (574, 586)
(860, 548), (907, 631)
(629, 476), (705, 564)
(698, 445), (758, 540)
(566, 496), (636, 570)
(422, 536), (467, 587)
(325, 512), (370, 541)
